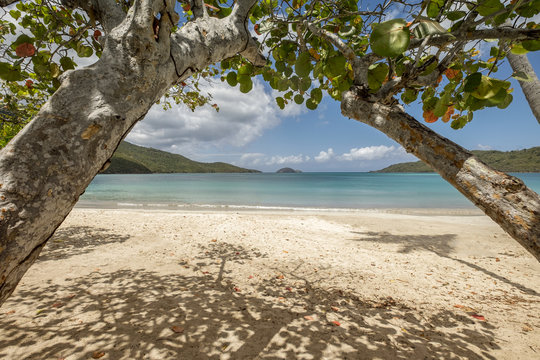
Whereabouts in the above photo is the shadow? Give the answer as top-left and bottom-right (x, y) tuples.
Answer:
(0, 244), (501, 360)
(37, 226), (130, 262)
(351, 231), (539, 296)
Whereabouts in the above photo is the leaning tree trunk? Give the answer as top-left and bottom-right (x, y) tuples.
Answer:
(341, 88), (540, 261)
(506, 51), (540, 124)
(0, 0), (261, 306)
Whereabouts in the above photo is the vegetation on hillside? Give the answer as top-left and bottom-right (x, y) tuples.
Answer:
(376, 147), (540, 173)
(103, 142), (260, 174)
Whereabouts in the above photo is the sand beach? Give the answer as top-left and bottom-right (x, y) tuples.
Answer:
(0, 208), (539, 359)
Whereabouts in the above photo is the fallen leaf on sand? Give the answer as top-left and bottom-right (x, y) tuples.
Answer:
(248, 275), (254, 279)
(170, 326), (185, 333)
(331, 306), (340, 312)
(304, 315), (314, 321)
(331, 320), (341, 326)
(285, 287), (292, 291)
(470, 314), (486, 321)
(234, 287), (241, 292)
(454, 304), (464, 308)
(276, 274), (284, 279)
(522, 324), (533, 332)
(52, 302), (64, 308)
(211, 239), (217, 242)
(496, 258), (500, 262)
(5, 310), (15, 314)
(92, 351), (105, 359)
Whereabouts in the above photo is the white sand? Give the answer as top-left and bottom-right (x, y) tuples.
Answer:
(1, 208), (539, 359)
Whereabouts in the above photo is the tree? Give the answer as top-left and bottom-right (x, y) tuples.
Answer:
(0, 0), (539, 306)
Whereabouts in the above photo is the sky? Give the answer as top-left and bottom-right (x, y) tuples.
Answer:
(126, 49), (540, 172)
(4, 2), (540, 172)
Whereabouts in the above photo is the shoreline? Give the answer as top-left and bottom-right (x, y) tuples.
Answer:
(1, 208), (538, 359)
(75, 200), (482, 216)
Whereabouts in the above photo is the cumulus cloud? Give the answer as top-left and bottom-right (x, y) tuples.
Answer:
(315, 148), (334, 162)
(477, 144), (492, 150)
(126, 79), (280, 154)
(266, 154), (310, 165)
(338, 145), (402, 161)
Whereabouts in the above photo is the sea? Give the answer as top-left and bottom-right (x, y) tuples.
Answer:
(77, 172), (540, 211)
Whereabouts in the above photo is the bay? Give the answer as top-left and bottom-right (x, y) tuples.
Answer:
(78, 173), (540, 210)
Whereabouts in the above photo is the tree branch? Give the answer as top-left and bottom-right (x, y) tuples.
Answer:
(61, 0), (125, 32)
(0, 0), (19, 7)
(410, 28), (540, 49)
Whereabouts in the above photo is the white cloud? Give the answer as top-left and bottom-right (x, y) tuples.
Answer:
(126, 78), (280, 155)
(477, 144), (492, 150)
(266, 154), (310, 165)
(338, 145), (402, 161)
(315, 148), (334, 162)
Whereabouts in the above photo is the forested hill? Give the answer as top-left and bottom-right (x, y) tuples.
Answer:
(103, 142), (260, 174)
(375, 147), (540, 173)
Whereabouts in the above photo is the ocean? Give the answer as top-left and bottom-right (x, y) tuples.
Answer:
(77, 172), (540, 210)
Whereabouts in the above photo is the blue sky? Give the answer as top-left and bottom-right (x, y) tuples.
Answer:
(127, 50), (540, 172)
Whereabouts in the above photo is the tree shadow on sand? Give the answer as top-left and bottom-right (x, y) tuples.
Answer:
(1, 240), (502, 360)
(37, 226), (131, 262)
(350, 231), (539, 296)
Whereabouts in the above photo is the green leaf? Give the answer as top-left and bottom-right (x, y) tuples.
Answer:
(463, 72), (482, 93)
(446, 11), (466, 21)
(59, 56), (75, 71)
(276, 97), (285, 109)
(451, 115), (469, 129)
(310, 87), (322, 103)
(49, 63), (60, 78)
(294, 94), (304, 104)
(471, 76), (510, 100)
(427, 0), (444, 18)
(369, 19), (410, 58)
(238, 75), (253, 93)
(12, 34), (34, 47)
(512, 71), (532, 82)
(476, 0), (504, 17)
(306, 98), (318, 110)
(9, 10), (21, 20)
(523, 40), (540, 52)
(324, 55), (347, 78)
(76, 43), (93, 58)
(412, 20), (447, 39)
(295, 51), (312, 78)
(299, 77), (311, 92)
(497, 93), (512, 109)
(0, 62), (24, 81)
(510, 44), (528, 55)
(226, 71), (238, 86)
(367, 62), (388, 91)
(401, 88), (418, 104)
(238, 63), (253, 75)
(433, 92), (450, 117)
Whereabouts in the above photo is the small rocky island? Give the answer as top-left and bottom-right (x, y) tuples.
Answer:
(276, 167), (302, 173)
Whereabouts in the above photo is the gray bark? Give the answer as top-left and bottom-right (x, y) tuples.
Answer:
(0, 0), (260, 305)
(506, 52), (540, 124)
(341, 89), (540, 261)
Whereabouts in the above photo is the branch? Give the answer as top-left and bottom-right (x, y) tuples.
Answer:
(191, 0), (207, 19)
(231, 0), (257, 19)
(61, 0), (125, 32)
(410, 28), (540, 49)
(0, 0), (19, 7)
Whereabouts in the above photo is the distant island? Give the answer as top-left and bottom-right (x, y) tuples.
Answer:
(277, 167), (302, 173)
(103, 141), (260, 174)
(375, 147), (540, 173)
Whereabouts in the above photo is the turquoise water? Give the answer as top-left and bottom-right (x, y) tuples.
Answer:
(78, 173), (540, 210)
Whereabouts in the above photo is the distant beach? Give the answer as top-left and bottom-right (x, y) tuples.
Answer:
(1, 208), (538, 359)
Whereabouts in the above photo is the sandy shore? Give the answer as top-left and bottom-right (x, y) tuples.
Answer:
(1, 208), (539, 359)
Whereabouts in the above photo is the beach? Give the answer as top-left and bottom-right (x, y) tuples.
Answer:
(0, 208), (539, 359)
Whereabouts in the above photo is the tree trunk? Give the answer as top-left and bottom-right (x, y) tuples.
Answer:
(506, 51), (540, 124)
(341, 88), (540, 261)
(0, 0), (258, 306)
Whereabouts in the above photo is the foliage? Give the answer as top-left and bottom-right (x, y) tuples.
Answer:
(1, 0), (539, 147)
(103, 141), (260, 173)
(376, 147), (540, 173)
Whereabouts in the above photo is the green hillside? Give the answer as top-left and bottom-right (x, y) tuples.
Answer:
(375, 147), (540, 173)
(103, 141), (260, 174)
